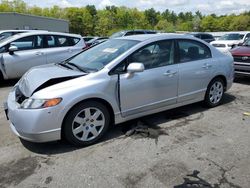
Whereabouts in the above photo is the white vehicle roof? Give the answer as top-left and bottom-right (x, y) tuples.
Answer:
(0, 29), (47, 33)
(0, 31), (82, 47)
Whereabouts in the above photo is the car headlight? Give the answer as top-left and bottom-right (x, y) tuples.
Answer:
(20, 98), (62, 109)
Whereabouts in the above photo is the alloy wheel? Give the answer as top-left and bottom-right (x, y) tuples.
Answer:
(72, 107), (105, 141)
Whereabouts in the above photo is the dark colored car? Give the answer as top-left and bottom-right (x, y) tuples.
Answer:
(230, 38), (250, 76)
(110, 30), (157, 38)
(86, 37), (109, 47)
(188, 32), (215, 43)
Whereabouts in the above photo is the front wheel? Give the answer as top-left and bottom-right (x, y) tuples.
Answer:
(204, 78), (225, 107)
(63, 101), (110, 146)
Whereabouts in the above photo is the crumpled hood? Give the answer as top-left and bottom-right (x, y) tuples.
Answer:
(18, 64), (86, 97)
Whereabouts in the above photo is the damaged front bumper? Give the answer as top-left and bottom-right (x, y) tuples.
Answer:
(6, 89), (62, 143)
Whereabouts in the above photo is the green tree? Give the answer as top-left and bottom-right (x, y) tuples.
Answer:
(200, 15), (218, 31)
(154, 19), (174, 32)
(144, 8), (159, 27)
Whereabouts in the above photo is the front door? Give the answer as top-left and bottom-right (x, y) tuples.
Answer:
(119, 40), (178, 117)
(3, 35), (46, 79)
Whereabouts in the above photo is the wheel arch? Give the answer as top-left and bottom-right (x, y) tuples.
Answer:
(61, 97), (115, 139)
(208, 75), (227, 89)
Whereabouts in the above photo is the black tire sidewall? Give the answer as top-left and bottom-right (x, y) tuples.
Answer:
(63, 101), (110, 146)
(205, 78), (225, 107)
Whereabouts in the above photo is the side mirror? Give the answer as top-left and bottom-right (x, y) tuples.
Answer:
(9, 45), (18, 54)
(127, 63), (145, 74)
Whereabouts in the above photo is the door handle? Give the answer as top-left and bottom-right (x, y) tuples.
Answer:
(202, 63), (212, 69)
(67, 48), (72, 53)
(164, 70), (177, 76)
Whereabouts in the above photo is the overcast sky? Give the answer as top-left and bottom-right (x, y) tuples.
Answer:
(22, 0), (250, 15)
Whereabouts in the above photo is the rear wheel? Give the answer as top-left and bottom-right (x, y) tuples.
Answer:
(204, 78), (225, 107)
(63, 101), (110, 146)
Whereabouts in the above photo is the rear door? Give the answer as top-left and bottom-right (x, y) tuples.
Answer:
(118, 40), (178, 117)
(2, 35), (46, 79)
(176, 39), (214, 103)
(44, 35), (82, 64)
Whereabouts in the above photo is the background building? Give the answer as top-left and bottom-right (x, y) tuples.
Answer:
(0, 12), (69, 33)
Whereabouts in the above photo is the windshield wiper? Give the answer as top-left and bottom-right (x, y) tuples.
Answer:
(57, 62), (73, 70)
(66, 62), (90, 73)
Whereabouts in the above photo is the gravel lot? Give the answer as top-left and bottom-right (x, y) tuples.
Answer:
(0, 78), (250, 188)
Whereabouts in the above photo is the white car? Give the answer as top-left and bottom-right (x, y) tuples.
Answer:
(211, 32), (250, 54)
(0, 31), (86, 81)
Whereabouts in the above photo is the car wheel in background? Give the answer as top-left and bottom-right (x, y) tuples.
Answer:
(63, 101), (110, 146)
(204, 78), (225, 107)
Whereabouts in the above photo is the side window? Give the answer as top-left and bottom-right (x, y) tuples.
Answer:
(56, 36), (69, 47)
(245, 33), (250, 41)
(127, 40), (174, 70)
(0, 32), (12, 39)
(178, 40), (211, 63)
(10, 35), (42, 51)
(200, 34), (207, 39)
(46, 35), (56, 47)
(72, 37), (80, 45)
(0, 45), (7, 53)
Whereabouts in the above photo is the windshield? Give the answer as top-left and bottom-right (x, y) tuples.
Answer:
(66, 39), (139, 72)
(243, 38), (250, 46)
(219, 33), (244, 40)
(110, 31), (126, 38)
(0, 33), (12, 41)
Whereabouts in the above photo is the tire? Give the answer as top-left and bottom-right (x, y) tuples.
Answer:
(204, 78), (225, 108)
(0, 72), (4, 86)
(63, 101), (110, 146)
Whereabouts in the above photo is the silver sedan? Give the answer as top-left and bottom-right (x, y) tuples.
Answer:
(4, 34), (234, 146)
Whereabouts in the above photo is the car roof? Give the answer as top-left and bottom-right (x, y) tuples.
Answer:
(0, 30), (47, 33)
(16, 31), (81, 37)
(116, 33), (193, 42)
(0, 31), (82, 47)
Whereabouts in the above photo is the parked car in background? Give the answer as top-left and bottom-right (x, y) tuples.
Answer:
(4, 34), (234, 146)
(0, 30), (46, 41)
(230, 38), (250, 76)
(188, 32), (215, 43)
(0, 31), (85, 81)
(82, 36), (96, 42)
(211, 32), (250, 54)
(86, 37), (109, 47)
(110, 30), (157, 38)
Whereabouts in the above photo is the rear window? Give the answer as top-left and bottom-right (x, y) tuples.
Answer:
(46, 35), (80, 47)
(178, 39), (212, 63)
(201, 34), (213, 39)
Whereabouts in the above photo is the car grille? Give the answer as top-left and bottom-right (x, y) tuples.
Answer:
(15, 87), (27, 104)
(212, 43), (226, 48)
(233, 55), (250, 63)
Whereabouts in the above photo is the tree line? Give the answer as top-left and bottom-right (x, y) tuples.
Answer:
(0, 0), (250, 36)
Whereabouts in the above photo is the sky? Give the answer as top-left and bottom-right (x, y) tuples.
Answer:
(22, 0), (250, 15)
